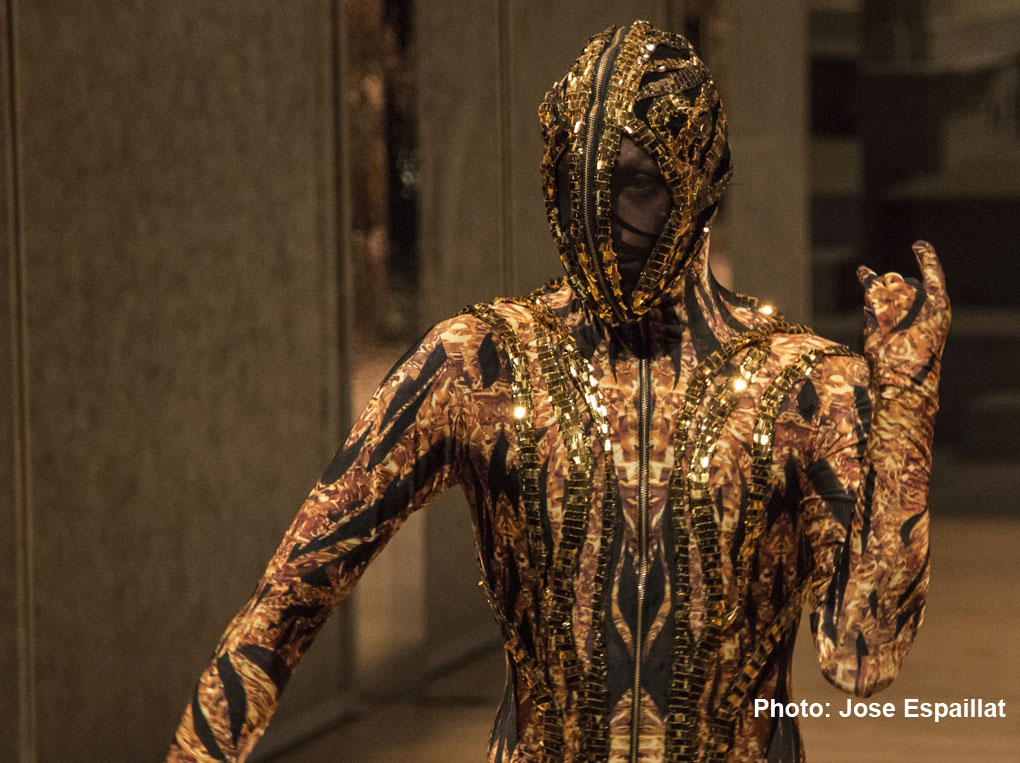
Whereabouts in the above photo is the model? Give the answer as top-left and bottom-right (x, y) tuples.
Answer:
(169, 20), (949, 762)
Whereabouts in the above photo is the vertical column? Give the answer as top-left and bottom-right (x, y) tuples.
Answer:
(717, 0), (811, 322)
(2, 0), (34, 759)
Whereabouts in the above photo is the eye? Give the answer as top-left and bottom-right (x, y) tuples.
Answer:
(629, 173), (657, 191)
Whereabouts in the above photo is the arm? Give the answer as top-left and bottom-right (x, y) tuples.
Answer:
(168, 322), (467, 762)
(802, 241), (950, 697)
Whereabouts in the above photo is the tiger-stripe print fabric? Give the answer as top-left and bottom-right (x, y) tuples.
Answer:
(168, 238), (944, 761)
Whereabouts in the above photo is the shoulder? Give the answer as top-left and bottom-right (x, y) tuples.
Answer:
(720, 291), (865, 386)
(451, 281), (568, 350)
(761, 333), (871, 446)
(431, 304), (531, 362)
(422, 290), (548, 393)
(753, 325), (870, 418)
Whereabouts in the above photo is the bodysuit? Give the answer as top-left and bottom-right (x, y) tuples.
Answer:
(169, 21), (950, 762)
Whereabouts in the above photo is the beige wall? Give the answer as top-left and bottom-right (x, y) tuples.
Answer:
(2, 2), (350, 760)
(720, 0), (811, 322)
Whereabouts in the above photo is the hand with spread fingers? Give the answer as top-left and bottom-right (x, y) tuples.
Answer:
(856, 241), (951, 390)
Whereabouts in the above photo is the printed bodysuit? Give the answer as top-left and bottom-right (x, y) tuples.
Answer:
(169, 20), (950, 762)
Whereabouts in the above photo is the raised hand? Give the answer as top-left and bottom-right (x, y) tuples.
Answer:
(856, 240), (951, 389)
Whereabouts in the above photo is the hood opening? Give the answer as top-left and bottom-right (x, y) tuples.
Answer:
(539, 21), (732, 327)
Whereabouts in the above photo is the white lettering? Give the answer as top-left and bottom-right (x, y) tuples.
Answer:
(839, 698), (895, 718)
(806, 701), (825, 718)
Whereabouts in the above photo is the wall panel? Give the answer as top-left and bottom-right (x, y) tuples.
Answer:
(719, 0), (811, 322)
(2, 0), (27, 757)
(5, 2), (348, 759)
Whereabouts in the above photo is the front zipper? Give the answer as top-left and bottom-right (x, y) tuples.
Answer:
(630, 354), (651, 762)
(582, 25), (627, 324)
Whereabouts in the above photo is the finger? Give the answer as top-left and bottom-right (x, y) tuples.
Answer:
(856, 265), (878, 288)
(890, 278), (927, 332)
(862, 304), (878, 333)
(912, 240), (946, 291)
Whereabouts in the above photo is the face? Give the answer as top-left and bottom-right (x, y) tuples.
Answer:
(611, 136), (672, 296)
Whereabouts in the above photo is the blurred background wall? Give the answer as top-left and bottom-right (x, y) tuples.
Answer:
(2, 0), (1018, 761)
(1, 3), (353, 760)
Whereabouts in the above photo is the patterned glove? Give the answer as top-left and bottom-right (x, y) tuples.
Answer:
(856, 240), (951, 393)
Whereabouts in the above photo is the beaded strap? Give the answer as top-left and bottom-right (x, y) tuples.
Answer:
(731, 345), (857, 624)
(462, 303), (547, 571)
(665, 321), (808, 762)
(528, 297), (617, 759)
(462, 298), (617, 760)
(704, 345), (856, 758)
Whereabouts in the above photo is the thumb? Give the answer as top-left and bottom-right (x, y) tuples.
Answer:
(856, 265), (878, 288)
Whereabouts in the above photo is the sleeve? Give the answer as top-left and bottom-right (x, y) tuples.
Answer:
(798, 350), (937, 697)
(167, 322), (467, 762)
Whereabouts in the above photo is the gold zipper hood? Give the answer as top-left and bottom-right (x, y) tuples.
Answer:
(539, 21), (732, 326)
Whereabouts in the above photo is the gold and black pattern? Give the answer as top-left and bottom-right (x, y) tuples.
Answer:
(528, 297), (618, 759)
(664, 324), (802, 761)
(731, 346), (856, 629)
(461, 303), (561, 758)
(463, 303), (548, 574)
(463, 294), (621, 761)
(170, 20), (947, 763)
(711, 347), (857, 746)
(539, 21), (732, 325)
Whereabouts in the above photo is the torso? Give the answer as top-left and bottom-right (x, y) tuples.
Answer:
(446, 278), (866, 762)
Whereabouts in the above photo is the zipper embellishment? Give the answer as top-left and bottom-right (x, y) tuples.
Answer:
(630, 354), (651, 762)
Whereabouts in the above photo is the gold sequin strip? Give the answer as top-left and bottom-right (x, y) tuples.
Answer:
(665, 322), (807, 762)
(462, 304), (547, 573)
(463, 299), (617, 760)
(705, 584), (809, 758)
(677, 343), (771, 759)
(634, 60), (707, 102)
(731, 345), (856, 622)
(584, 28), (647, 320)
(529, 308), (586, 758)
(689, 343), (772, 632)
(459, 303), (557, 756)
(528, 297), (617, 759)
(702, 345), (855, 758)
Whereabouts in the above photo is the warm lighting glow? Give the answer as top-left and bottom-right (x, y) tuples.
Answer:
(514, 405), (526, 419)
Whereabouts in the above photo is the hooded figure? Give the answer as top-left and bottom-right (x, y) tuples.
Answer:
(170, 21), (949, 763)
